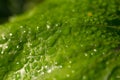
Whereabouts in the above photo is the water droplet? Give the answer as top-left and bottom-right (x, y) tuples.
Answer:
(47, 69), (52, 73)
(23, 30), (26, 33)
(47, 25), (50, 29)
(71, 70), (75, 73)
(16, 45), (19, 49)
(84, 53), (88, 57)
(59, 65), (63, 69)
(93, 49), (97, 52)
(45, 66), (48, 69)
(9, 33), (13, 36)
(1, 51), (4, 54)
(16, 62), (20, 64)
(55, 24), (59, 27)
(69, 61), (72, 64)
(20, 26), (23, 28)
(66, 74), (70, 77)
(91, 53), (94, 55)
(37, 26), (39, 30)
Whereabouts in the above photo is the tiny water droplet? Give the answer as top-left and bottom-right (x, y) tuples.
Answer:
(84, 53), (88, 57)
(20, 26), (23, 28)
(72, 70), (75, 73)
(37, 26), (39, 30)
(16, 62), (20, 64)
(16, 45), (19, 49)
(59, 65), (63, 69)
(55, 24), (59, 27)
(91, 53), (94, 55)
(9, 33), (13, 36)
(47, 25), (50, 29)
(45, 66), (48, 69)
(66, 74), (70, 77)
(1, 51), (4, 54)
(69, 61), (72, 64)
(93, 49), (97, 52)
(23, 30), (26, 33)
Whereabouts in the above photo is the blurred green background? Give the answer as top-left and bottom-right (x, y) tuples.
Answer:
(0, 0), (44, 24)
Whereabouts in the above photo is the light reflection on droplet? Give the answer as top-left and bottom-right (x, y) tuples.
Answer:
(47, 25), (50, 29)
(5, 46), (8, 49)
(93, 49), (97, 52)
(16, 62), (20, 64)
(69, 61), (72, 64)
(66, 74), (70, 77)
(45, 66), (48, 69)
(9, 33), (13, 36)
(23, 30), (26, 33)
(55, 24), (59, 27)
(71, 70), (75, 73)
(37, 26), (39, 30)
(16, 45), (19, 49)
(1, 51), (4, 54)
(47, 69), (52, 73)
(84, 53), (88, 57)
(59, 65), (63, 69)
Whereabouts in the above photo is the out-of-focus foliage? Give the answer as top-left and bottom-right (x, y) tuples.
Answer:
(0, 0), (44, 24)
